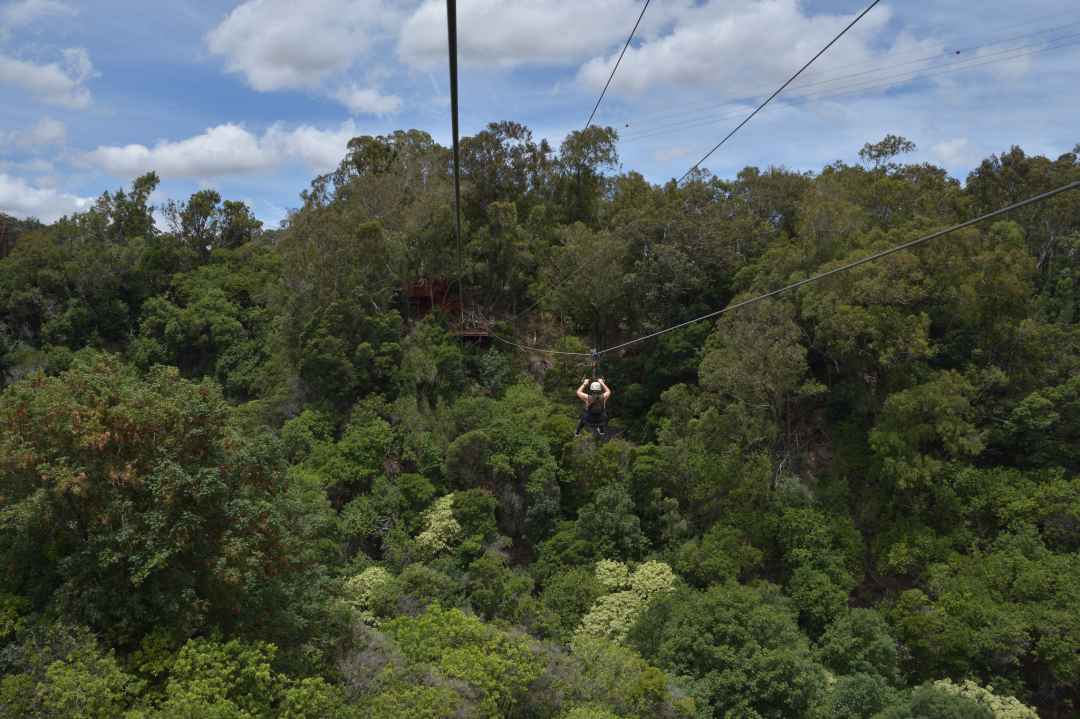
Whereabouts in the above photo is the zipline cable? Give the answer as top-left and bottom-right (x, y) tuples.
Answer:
(488, 213), (661, 352)
(490, 0), (653, 341)
(678, 0), (882, 183)
(584, 0), (652, 130)
(486, 243), (612, 355)
(624, 33), (1080, 142)
(619, 18), (1080, 130)
(626, 39), (1080, 139)
(486, 249), (610, 357)
(504, 234), (619, 325)
(446, 0), (465, 326)
(489, 181), (1080, 358)
(596, 180), (1080, 355)
(490, 333), (592, 357)
(625, 39), (1080, 142)
(781, 22), (1080, 93)
(511, 0), (878, 341)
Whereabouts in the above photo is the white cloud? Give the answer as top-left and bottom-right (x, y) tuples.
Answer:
(87, 124), (269, 178)
(576, 0), (900, 97)
(27, 117), (66, 145)
(653, 146), (690, 163)
(399, 0), (664, 70)
(0, 172), (92, 222)
(0, 48), (94, 108)
(262, 122), (361, 171)
(60, 46), (92, 81)
(0, 0), (75, 29)
(931, 137), (975, 168)
(0, 158), (54, 173)
(333, 84), (403, 115)
(206, 0), (398, 91)
(4, 117), (66, 147)
(84, 122), (361, 179)
(974, 43), (1035, 81)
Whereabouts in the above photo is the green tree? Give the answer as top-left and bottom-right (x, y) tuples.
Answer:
(137, 638), (281, 718)
(672, 522), (763, 587)
(557, 126), (619, 226)
(817, 609), (900, 684)
(539, 222), (628, 347)
(0, 352), (337, 645)
(277, 200), (403, 408)
(460, 121), (554, 223)
(568, 636), (689, 718)
(930, 680), (1037, 719)
(858, 135), (917, 169)
(819, 673), (897, 719)
(870, 370), (986, 492)
(890, 528), (1080, 702)
(465, 550), (533, 621)
(382, 605), (544, 719)
(630, 582), (826, 719)
(576, 484), (650, 562)
(444, 384), (562, 543)
(0, 625), (142, 719)
(965, 146), (1080, 287)
(874, 684), (993, 719)
(699, 298), (818, 453)
(131, 244), (278, 398)
(540, 567), (607, 642)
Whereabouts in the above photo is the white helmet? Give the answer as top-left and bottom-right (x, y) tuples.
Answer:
(590, 381), (603, 393)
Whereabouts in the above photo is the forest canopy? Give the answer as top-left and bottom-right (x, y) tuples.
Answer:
(2, 125), (1079, 719)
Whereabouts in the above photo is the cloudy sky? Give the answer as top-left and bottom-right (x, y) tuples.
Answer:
(1, 0), (1078, 225)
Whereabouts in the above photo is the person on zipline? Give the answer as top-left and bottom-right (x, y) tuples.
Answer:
(575, 377), (611, 437)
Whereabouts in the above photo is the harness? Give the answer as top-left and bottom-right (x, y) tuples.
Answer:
(584, 348), (608, 424)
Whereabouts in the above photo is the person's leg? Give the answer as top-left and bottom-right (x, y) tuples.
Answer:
(575, 414), (587, 436)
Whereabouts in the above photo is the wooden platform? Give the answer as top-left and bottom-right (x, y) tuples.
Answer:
(453, 327), (491, 338)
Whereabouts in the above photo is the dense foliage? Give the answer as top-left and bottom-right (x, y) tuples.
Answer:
(2, 127), (1079, 718)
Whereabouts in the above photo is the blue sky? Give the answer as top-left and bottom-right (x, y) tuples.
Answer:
(1, 0), (1078, 225)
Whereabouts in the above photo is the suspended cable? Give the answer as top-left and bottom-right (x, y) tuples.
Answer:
(489, 182), (1080, 358)
(620, 18), (1080, 131)
(623, 44), (1080, 143)
(505, 220), (642, 327)
(480, 4), (1077, 360)
(490, 332), (592, 357)
(584, 0), (652, 130)
(504, 255), (595, 326)
(624, 36), (1080, 142)
(493, 212), (665, 351)
(493, 0), (652, 342)
(784, 22), (1080, 92)
(489, 251), (610, 357)
(594, 181), (1080, 355)
(678, 0), (882, 184)
(446, 0), (465, 326)
(624, 32), (1080, 143)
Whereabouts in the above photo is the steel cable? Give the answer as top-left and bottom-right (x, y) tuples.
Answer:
(597, 181), (1080, 355)
(678, 0), (883, 183)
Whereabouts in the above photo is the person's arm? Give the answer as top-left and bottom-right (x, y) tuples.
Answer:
(576, 379), (590, 402)
(599, 378), (612, 401)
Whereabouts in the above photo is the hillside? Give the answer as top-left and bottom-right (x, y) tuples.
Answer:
(1, 126), (1079, 719)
